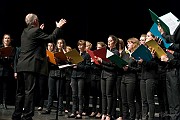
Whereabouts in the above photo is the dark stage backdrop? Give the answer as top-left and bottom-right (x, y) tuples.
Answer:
(0, 0), (179, 105)
(0, 0), (179, 50)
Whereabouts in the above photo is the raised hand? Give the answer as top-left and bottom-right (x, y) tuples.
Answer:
(56, 18), (67, 28)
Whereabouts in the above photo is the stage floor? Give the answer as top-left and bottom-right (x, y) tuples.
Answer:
(0, 105), (170, 120)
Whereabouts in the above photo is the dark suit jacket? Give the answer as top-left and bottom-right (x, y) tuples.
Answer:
(17, 26), (62, 76)
(14, 47), (21, 73)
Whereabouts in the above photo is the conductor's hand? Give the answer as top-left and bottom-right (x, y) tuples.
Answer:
(40, 23), (45, 30)
(56, 18), (67, 28)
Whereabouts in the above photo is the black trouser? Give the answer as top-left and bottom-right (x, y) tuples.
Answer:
(156, 72), (169, 114)
(111, 80), (117, 118)
(121, 77), (136, 120)
(65, 79), (71, 111)
(46, 76), (65, 111)
(135, 79), (142, 119)
(140, 78), (156, 120)
(116, 75), (123, 118)
(71, 77), (84, 114)
(83, 79), (91, 114)
(91, 79), (102, 113)
(101, 76), (115, 115)
(12, 72), (38, 120)
(35, 74), (47, 108)
(166, 68), (180, 120)
(0, 76), (8, 104)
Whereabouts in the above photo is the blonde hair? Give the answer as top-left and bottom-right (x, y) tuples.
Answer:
(86, 41), (92, 49)
(127, 37), (140, 52)
(66, 46), (72, 52)
(97, 41), (107, 48)
(140, 34), (146, 38)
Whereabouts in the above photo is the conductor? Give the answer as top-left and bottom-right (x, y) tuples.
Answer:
(12, 13), (66, 120)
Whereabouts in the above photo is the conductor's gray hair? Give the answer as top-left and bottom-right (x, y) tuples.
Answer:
(25, 13), (38, 26)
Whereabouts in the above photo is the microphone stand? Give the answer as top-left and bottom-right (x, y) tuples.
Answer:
(56, 69), (61, 120)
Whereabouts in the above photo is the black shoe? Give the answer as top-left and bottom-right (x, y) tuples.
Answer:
(75, 114), (82, 119)
(41, 110), (51, 114)
(12, 117), (22, 120)
(135, 114), (142, 120)
(58, 111), (63, 116)
(111, 116), (116, 120)
(21, 117), (33, 120)
(68, 113), (76, 118)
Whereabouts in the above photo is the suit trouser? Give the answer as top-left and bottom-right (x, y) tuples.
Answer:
(12, 72), (38, 120)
